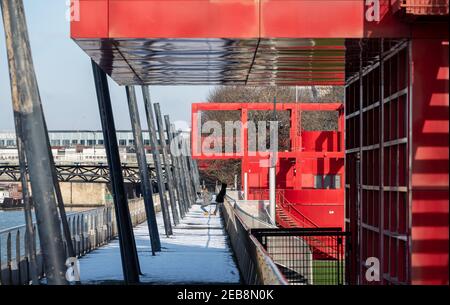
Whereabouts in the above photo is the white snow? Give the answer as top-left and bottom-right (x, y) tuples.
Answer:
(79, 204), (241, 284)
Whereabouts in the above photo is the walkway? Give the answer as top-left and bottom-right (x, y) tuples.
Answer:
(79, 204), (241, 284)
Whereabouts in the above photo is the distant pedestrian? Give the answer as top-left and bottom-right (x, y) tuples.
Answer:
(200, 186), (213, 215)
(212, 183), (227, 216)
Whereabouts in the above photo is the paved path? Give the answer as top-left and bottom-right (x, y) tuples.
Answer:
(79, 204), (241, 284)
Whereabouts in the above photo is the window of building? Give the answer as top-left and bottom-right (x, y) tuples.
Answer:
(87, 140), (96, 146)
(128, 140), (134, 146)
(314, 175), (341, 189)
(119, 139), (127, 146)
(98, 140), (104, 145)
(62, 140), (71, 146)
(144, 140), (150, 146)
(72, 140), (78, 145)
(6, 140), (15, 146)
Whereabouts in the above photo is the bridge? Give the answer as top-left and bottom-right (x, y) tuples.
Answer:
(0, 163), (162, 184)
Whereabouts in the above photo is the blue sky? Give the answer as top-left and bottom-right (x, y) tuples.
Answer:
(0, 0), (213, 131)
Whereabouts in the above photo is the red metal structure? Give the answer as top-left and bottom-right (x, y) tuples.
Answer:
(192, 102), (345, 230)
(71, 0), (448, 285)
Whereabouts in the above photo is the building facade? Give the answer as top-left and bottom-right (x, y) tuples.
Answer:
(0, 130), (153, 148)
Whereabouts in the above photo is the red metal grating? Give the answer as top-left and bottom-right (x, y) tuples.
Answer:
(400, 0), (449, 15)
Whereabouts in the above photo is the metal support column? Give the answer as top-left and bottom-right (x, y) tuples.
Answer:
(91, 60), (140, 284)
(153, 103), (180, 225)
(191, 159), (201, 194)
(185, 138), (200, 194)
(164, 115), (186, 218)
(186, 140), (200, 198)
(141, 86), (173, 236)
(269, 167), (276, 225)
(14, 115), (38, 284)
(269, 97), (278, 225)
(177, 132), (195, 207)
(1, 0), (67, 285)
(244, 172), (248, 200)
(125, 85), (160, 253)
(43, 117), (75, 258)
(378, 38), (385, 284)
(169, 123), (190, 214)
(0, 0), (67, 285)
(358, 41), (364, 284)
(181, 137), (198, 205)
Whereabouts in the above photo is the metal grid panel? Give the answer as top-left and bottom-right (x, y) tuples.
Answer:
(345, 39), (410, 285)
(252, 228), (348, 285)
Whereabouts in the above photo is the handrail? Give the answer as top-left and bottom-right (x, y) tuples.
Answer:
(241, 188), (320, 228)
(276, 190), (320, 229)
(0, 199), (147, 285)
(0, 207), (99, 235)
(225, 194), (273, 228)
(222, 196), (288, 285)
(275, 191), (341, 258)
(0, 222), (35, 235)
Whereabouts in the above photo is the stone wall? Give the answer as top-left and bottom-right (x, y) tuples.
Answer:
(60, 182), (108, 206)
(59, 182), (165, 209)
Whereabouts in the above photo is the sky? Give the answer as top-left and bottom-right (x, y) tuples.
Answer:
(0, 0), (213, 131)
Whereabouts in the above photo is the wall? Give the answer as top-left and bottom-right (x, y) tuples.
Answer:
(59, 182), (164, 208)
(60, 182), (108, 206)
(410, 37), (449, 285)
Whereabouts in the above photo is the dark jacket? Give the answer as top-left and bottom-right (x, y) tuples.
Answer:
(215, 183), (227, 203)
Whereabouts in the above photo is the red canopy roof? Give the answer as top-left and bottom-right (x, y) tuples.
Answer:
(70, 0), (441, 85)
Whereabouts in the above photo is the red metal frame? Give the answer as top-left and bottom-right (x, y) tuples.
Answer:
(345, 38), (449, 285)
(71, 0), (426, 39)
(192, 102), (345, 230)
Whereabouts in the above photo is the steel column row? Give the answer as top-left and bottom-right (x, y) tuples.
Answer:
(142, 87), (173, 236)
(125, 86), (160, 254)
(164, 115), (186, 218)
(154, 103), (181, 225)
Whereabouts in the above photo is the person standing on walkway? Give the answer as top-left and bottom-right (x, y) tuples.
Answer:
(212, 183), (227, 216)
(200, 185), (213, 215)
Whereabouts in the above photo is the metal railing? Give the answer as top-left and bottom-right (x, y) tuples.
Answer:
(251, 228), (350, 285)
(399, 0), (449, 15)
(0, 198), (146, 285)
(227, 196), (273, 227)
(248, 188), (320, 228)
(222, 196), (288, 285)
(276, 190), (320, 229)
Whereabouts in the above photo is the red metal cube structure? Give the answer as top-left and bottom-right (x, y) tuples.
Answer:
(71, 0), (448, 285)
(191, 102), (345, 230)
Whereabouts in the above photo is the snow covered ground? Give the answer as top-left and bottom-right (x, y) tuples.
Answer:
(79, 204), (241, 284)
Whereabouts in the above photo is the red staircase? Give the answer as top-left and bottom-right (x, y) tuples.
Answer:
(275, 191), (341, 260)
(276, 206), (298, 228)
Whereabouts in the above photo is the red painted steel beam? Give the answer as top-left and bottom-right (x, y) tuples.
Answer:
(71, 0), (429, 39)
(192, 102), (343, 111)
(191, 102), (344, 159)
(260, 0), (364, 38)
